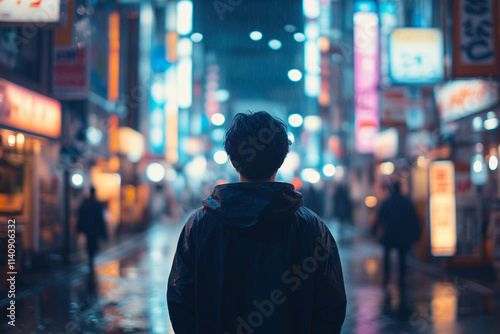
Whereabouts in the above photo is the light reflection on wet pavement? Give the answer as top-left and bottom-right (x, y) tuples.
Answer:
(1, 220), (499, 333)
(1, 223), (181, 334)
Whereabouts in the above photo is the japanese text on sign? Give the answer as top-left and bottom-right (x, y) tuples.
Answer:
(0, 0), (61, 23)
(459, 0), (494, 64)
(429, 161), (457, 257)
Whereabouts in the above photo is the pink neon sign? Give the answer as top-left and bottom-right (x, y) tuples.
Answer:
(354, 6), (379, 153)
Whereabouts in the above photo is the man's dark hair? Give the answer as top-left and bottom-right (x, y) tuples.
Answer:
(224, 111), (291, 181)
(90, 187), (96, 197)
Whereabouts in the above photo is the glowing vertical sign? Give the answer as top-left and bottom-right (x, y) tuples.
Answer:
(354, 1), (379, 153)
(166, 32), (179, 63)
(304, 22), (320, 98)
(380, 1), (398, 86)
(429, 160), (457, 257)
(108, 12), (120, 102)
(166, 67), (179, 163)
(176, 1), (193, 36)
(109, 115), (119, 154)
(150, 77), (166, 155)
(205, 64), (219, 117)
(177, 58), (192, 109)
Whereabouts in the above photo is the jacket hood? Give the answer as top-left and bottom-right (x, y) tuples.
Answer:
(203, 182), (303, 234)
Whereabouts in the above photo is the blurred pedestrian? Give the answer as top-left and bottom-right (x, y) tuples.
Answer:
(372, 181), (420, 287)
(77, 187), (108, 271)
(333, 183), (352, 234)
(303, 182), (325, 217)
(168, 111), (346, 334)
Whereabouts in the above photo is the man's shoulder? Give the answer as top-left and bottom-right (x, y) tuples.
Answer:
(292, 206), (335, 247)
(294, 206), (328, 231)
(184, 207), (210, 231)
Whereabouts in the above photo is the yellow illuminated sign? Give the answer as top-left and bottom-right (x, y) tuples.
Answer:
(429, 161), (457, 256)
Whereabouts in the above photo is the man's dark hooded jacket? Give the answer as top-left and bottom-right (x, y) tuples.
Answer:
(167, 182), (346, 334)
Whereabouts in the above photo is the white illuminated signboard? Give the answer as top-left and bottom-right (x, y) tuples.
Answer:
(429, 161), (457, 257)
(0, 0), (61, 23)
(389, 28), (444, 84)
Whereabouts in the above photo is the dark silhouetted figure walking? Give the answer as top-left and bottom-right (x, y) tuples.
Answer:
(372, 182), (420, 287)
(168, 111), (346, 334)
(77, 187), (107, 270)
(333, 183), (352, 228)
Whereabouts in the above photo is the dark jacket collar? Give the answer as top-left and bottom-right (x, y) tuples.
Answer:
(203, 182), (303, 234)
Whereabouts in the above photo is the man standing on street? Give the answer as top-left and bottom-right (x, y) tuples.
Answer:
(168, 111), (346, 333)
(77, 187), (108, 271)
(372, 181), (420, 287)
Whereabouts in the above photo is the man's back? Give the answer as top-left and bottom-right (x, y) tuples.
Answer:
(168, 182), (346, 334)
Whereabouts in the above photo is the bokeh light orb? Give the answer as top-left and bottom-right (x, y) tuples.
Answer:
(489, 155), (498, 171)
(301, 168), (321, 184)
(268, 39), (282, 50)
(365, 196), (377, 208)
(214, 150), (228, 164)
(288, 69), (302, 82)
(288, 114), (303, 128)
(146, 163), (166, 182)
(211, 113), (225, 126)
(293, 32), (306, 42)
(249, 31), (262, 41)
(71, 173), (84, 188)
(323, 164), (336, 177)
(191, 32), (203, 42)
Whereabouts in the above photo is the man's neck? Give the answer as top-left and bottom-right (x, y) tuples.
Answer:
(239, 174), (276, 183)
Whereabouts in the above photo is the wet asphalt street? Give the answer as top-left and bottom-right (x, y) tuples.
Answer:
(1, 219), (499, 334)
